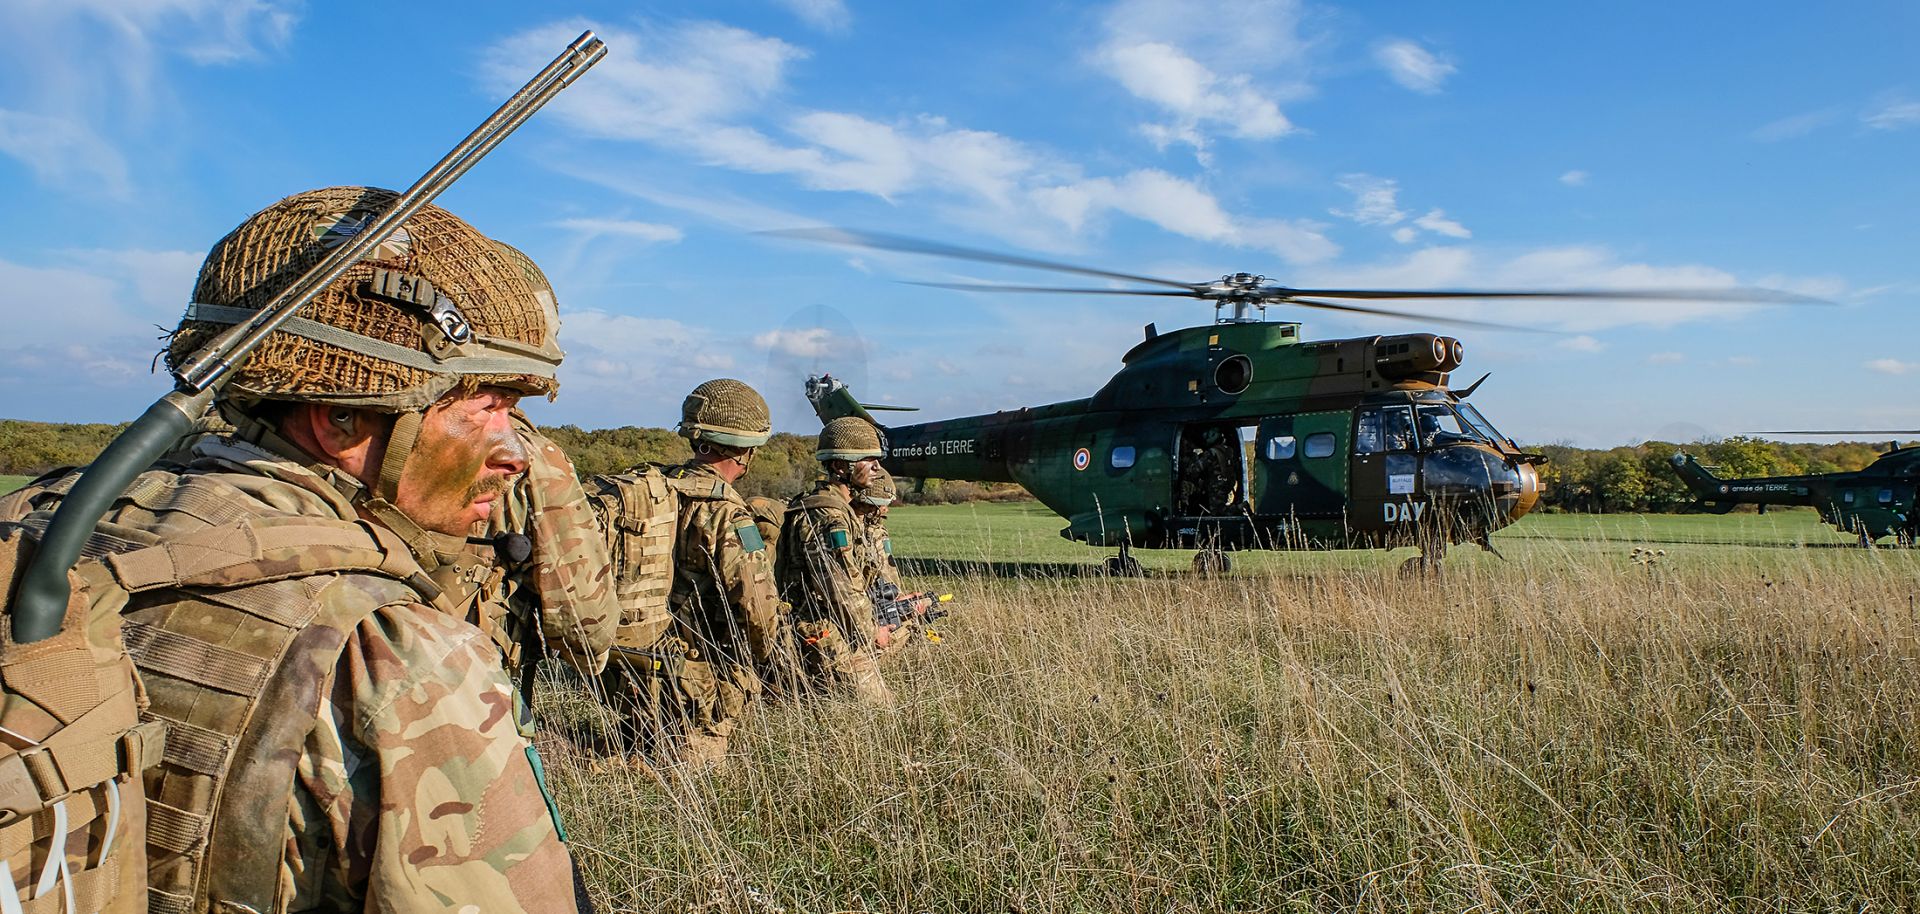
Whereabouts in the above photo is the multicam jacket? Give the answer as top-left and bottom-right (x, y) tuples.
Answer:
(0, 429), (578, 913)
(663, 463), (784, 671)
(860, 514), (901, 597)
(474, 415), (618, 678)
(778, 481), (874, 650)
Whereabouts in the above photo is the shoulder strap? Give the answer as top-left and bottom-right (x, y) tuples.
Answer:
(101, 515), (438, 602)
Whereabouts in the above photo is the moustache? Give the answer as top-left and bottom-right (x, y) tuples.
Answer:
(466, 473), (514, 502)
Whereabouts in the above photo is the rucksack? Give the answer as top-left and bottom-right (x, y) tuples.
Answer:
(584, 466), (681, 651)
(1, 469), (444, 914)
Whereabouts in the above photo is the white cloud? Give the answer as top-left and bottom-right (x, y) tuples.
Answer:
(1559, 335), (1605, 352)
(553, 218), (685, 244)
(1559, 170), (1589, 186)
(1647, 352), (1685, 365)
(1868, 358), (1918, 375)
(771, 0), (851, 33)
(754, 327), (841, 360)
(1752, 108), (1840, 142)
(0, 111), (132, 199)
(1331, 174), (1405, 226)
(1863, 98), (1920, 131)
(0, 0), (296, 194)
(1045, 169), (1336, 264)
(1374, 39), (1455, 94)
(0, 249), (202, 411)
(1391, 226), (1417, 244)
(1093, 0), (1311, 159)
(1412, 208), (1470, 239)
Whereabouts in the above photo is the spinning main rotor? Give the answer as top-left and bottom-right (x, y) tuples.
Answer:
(768, 227), (1826, 331)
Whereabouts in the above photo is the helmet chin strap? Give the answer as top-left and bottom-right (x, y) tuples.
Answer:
(354, 409), (470, 574)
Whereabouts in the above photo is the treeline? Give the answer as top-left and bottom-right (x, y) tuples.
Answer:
(1, 419), (1893, 511)
(1532, 436), (1890, 513)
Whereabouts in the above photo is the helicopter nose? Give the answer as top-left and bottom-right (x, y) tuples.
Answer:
(1506, 459), (1542, 520)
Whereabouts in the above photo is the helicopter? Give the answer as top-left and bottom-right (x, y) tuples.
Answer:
(1670, 433), (1919, 547)
(777, 229), (1818, 573)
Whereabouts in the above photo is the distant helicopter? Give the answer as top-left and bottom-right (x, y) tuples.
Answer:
(1671, 433), (1919, 546)
(778, 229), (1818, 573)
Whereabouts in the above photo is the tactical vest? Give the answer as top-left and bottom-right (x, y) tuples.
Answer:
(778, 489), (863, 622)
(2, 467), (446, 914)
(585, 467), (681, 652)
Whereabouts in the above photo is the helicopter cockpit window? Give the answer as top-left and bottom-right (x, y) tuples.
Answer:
(1415, 404), (1474, 447)
(1304, 433), (1336, 459)
(1265, 436), (1296, 461)
(1455, 403), (1514, 448)
(1382, 407), (1415, 452)
(1111, 446), (1136, 469)
(1355, 411), (1383, 455)
(1880, 488), (1895, 505)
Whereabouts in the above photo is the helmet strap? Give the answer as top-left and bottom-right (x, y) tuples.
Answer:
(353, 409), (459, 573)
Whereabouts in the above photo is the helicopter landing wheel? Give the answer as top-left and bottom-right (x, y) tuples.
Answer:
(1193, 550), (1231, 575)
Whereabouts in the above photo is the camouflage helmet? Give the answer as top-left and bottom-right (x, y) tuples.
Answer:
(816, 416), (884, 462)
(679, 378), (772, 448)
(856, 468), (897, 507)
(167, 186), (563, 413)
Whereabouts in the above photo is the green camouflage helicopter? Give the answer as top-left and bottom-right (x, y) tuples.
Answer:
(1670, 434), (1919, 546)
(782, 229), (1814, 573)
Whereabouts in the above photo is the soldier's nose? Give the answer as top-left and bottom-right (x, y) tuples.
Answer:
(490, 432), (531, 477)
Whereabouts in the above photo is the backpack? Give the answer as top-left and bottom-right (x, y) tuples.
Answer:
(1, 470), (444, 914)
(584, 467), (681, 651)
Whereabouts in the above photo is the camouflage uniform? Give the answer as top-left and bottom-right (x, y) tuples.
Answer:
(465, 413), (617, 693)
(780, 479), (891, 704)
(0, 424), (577, 913)
(2, 186), (589, 912)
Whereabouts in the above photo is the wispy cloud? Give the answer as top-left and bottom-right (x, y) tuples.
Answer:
(553, 218), (685, 244)
(0, 0), (297, 196)
(1863, 97), (1920, 131)
(487, 18), (1337, 264)
(1559, 169), (1589, 186)
(1373, 39), (1454, 94)
(771, 0), (851, 33)
(1867, 358), (1918, 375)
(1093, 0), (1311, 161)
(1559, 335), (1605, 352)
(1647, 352), (1685, 365)
(1412, 208), (1470, 239)
(1330, 174), (1405, 226)
(1752, 108), (1841, 142)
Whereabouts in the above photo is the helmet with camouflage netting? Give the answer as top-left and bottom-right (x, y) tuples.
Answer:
(679, 379), (772, 448)
(816, 416), (883, 462)
(856, 467), (897, 506)
(167, 186), (563, 413)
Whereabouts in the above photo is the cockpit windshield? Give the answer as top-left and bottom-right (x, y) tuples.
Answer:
(1455, 403), (1513, 448)
(1414, 404), (1478, 447)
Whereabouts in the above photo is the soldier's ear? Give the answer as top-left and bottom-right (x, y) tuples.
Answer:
(283, 403), (385, 477)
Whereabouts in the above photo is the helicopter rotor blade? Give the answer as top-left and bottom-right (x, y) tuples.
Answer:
(764, 227), (1199, 290)
(1286, 297), (1549, 333)
(1753, 430), (1920, 435)
(1267, 286), (1831, 305)
(903, 280), (1199, 297)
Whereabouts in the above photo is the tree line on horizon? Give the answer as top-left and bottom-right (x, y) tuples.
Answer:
(0, 419), (1895, 512)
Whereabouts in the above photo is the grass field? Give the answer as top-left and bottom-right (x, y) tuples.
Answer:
(539, 504), (1920, 913)
(0, 476), (28, 496)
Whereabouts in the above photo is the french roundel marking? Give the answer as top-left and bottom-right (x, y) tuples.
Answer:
(1073, 448), (1091, 471)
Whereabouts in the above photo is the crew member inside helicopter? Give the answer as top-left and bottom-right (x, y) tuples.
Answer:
(1178, 425), (1244, 516)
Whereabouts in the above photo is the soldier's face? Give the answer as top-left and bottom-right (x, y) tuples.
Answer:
(849, 457), (882, 488)
(395, 386), (529, 535)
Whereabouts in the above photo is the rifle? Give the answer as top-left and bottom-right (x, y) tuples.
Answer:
(8, 32), (607, 643)
(871, 579), (953, 628)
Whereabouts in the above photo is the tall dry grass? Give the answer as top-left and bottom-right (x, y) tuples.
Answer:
(538, 541), (1920, 913)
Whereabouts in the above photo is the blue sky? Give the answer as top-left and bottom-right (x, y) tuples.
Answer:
(0, 0), (1914, 447)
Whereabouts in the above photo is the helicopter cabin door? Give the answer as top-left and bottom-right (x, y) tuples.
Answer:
(1350, 404), (1420, 538)
(1253, 412), (1346, 523)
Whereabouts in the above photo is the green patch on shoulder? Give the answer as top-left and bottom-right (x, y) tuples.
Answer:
(735, 522), (765, 553)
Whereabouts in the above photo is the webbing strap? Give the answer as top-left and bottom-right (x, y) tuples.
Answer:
(150, 718), (229, 777)
(0, 686), (142, 822)
(183, 303), (559, 379)
(144, 801), (208, 856)
(146, 887), (192, 914)
(104, 517), (426, 593)
(123, 625), (268, 697)
(17, 855), (117, 914)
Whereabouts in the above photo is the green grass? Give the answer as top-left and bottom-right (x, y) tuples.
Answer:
(0, 476), (28, 496)
(544, 501), (1920, 913)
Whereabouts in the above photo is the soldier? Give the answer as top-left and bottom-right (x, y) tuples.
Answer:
(0, 187), (590, 912)
(855, 469), (936, 652)
(597, 380), (788, 766)
(779, 416), (894, 704)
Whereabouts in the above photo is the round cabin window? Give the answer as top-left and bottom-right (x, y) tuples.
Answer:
(1214, 354), (1253, 395)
